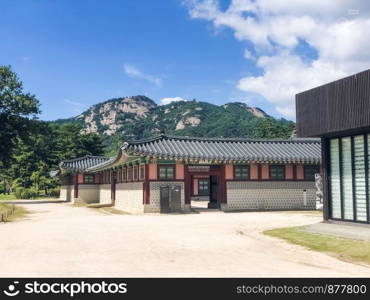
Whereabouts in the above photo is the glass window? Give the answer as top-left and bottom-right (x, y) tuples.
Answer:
(330, 138), (341, 219)
(367, 134), (370, 221)
(158, 165), (175, 180)
(198, 179), (209, 196)
(354, 135), (367, 221)
(304, 165), (320, 181)
(342, 137), (354, 220)
(84, 174), (94, 184)
(234, 165), (250, 180)
(269, 165), (285, 180)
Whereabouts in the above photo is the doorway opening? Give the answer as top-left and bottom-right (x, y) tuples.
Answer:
(190, 175), (221, 210)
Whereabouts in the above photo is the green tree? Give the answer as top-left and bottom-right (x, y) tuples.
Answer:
(9, 123), (105, 191)
(252, 118), (295, 139)
(0, 66), (40, 193)
(53, 123), (104, 161)
(0, 65), (40, 166)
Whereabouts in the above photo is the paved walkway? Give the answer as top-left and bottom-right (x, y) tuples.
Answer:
(1, 202), (370, 277)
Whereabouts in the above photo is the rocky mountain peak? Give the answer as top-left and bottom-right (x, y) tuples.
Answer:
(77, 95), (157, 136)
(53, 95), (294, 155)
(222, 102), (268, 118)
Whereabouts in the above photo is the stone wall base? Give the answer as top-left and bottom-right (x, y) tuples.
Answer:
(226, 181), (316, 210)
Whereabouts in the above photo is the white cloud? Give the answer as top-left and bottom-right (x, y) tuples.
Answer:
(160, 96), (187, 105)
(64, 99), (87, 115)
(64, 99), (86, 107)
(123, 64), (161, 86)
(243, 49), (255, 60)
(185, 0), (370, 119)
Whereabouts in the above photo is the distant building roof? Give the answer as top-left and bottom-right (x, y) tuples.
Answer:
(59, 155), (111, 172)
(123, 135), (321, 164)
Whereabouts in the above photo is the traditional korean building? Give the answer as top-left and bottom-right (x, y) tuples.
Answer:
(58, 134), (321, 213)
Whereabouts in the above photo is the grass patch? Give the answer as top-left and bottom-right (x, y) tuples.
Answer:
(0, 203), (29, 222)
(0, 194), (16, 201)
(0, 203), (11, 214)
(264, 226), (370, 265)
(6, 206), (29, 222)
(0, 193), (57, 201)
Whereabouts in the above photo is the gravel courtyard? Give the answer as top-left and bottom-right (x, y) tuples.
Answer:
(1, 202), (370, 277)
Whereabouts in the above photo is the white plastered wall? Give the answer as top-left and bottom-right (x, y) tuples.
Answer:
(99, 184), (111, 205)
(77, 185), (99, 203)
(115, 182), (144, 213)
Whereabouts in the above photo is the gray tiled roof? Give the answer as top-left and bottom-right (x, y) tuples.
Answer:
(124, 135), (321, 164)
(59, 155), (111, 172)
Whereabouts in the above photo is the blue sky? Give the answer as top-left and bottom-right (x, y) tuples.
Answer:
(1, 0), (368, 120)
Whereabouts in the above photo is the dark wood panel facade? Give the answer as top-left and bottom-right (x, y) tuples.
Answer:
(296, 69), (370, 137)
(296, 68), (370, 223)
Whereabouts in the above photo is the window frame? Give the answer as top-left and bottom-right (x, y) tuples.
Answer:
(233, 165), (250, 180)
(122, 167), (127, 182)
(133, 165), (139, 181)
(127, 167), (133, 182)
(158, 165), (175, 181)
(198, 178), (209, 196)
(83, 174), (95, 184)
(303, 165), (320, 181)
(269, 165), (285, 181)
(139, 165), (145, 181)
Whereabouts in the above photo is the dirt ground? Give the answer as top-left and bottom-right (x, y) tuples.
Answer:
(1, 202), (370, 277)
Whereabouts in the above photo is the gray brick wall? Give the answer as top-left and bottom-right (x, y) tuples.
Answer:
(226, 181), (316, 210)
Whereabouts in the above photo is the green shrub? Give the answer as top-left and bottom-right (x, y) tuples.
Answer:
(14, 187), (24, 199)
(48, 188), (60, 198)
(15, 187), (39, 199)
(11, 178), (23, 191)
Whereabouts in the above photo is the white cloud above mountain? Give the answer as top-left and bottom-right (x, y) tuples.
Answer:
(185, 0), (370, 118)
(123, 64), (162, 86)
(160, 96), (187, 105)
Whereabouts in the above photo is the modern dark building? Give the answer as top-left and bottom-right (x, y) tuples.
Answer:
(296, 69), (370, 224)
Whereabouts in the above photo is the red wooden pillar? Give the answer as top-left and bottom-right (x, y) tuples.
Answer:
(74, 174), (78, 199)
(111, 170), (116, 204)
(143, 164), (150, 204)
(184, 165), (191, 205)
(220, 165), (227, 204)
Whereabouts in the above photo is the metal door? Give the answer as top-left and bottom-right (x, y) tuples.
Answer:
(160, 185), (170, 213)
(170, 185), (182, 212)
